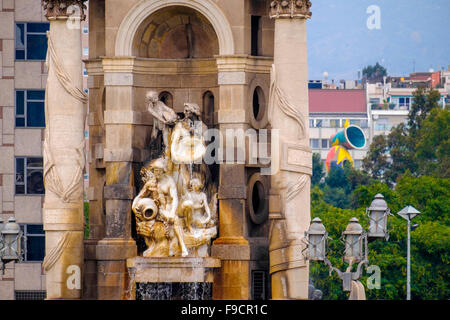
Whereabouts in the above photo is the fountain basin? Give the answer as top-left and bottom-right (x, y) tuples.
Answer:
(127, 256), (221, 300)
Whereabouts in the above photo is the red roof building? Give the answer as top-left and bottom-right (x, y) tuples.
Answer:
(309, 89), (367, 113)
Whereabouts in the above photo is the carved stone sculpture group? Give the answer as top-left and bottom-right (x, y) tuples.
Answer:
(132, 91), (217, 258)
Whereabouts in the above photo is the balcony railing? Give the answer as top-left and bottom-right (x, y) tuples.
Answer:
(371, 103), (398, 110)
(371, 103), (410, 111)
(390, 82), (431, 89)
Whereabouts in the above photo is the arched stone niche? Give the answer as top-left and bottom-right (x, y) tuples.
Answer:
(159, 91), (174, 108)
(133, 6), (219, 59)
(115, 0), (235, 56)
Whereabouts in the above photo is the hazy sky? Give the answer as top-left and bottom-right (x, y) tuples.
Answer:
(307, 0), (450, 80)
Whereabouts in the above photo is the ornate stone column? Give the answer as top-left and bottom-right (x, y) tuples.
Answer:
(41, 0), (88, 299)
(268, 0), (312, 300)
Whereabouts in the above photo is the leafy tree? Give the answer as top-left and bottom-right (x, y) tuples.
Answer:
(322, 186), (351, 209)
(415, 107), (450, 177)
(408, 88), (441, 137)
(84, 201), (89, 239)
(363, 62), (388, 81)
(363, 88), (447, 184)
(321, 164), (352, 209)
(312, 153), (325, 186)
(319, 163), (372, 209)
(344, 164), (373, 196)
(386, 123), (416, 184)
(324, 165), (349, 190)
(363, 135), (390, 182)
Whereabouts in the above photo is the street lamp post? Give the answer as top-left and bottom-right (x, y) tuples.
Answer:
(397, 205), (421, 300)
(0, 217), (22, 274)
(303, 194), (391, 299)
(367, 194), (391, 240)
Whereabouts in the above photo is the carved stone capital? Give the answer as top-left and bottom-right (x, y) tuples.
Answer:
(269, 0), (312, 19)
(42, 0), (87, 21)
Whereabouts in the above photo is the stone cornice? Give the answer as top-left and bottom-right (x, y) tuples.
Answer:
(216, 55), (273, 74)
(42, 0), (87, 21)
(269, 0), (312, 19)
(86, 56), (273, 76)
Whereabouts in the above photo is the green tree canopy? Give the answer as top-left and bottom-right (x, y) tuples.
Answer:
(363, 62), (388, 80)
(363, 135), (390, 182)
(363, 88), (448, 184)
(415, 107), (450, 177)
(312, 153), (325, 186)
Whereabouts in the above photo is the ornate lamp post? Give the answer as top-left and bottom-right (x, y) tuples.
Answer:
(397, 205), (421, 300)
(303, 194), (391, 299)
(305, 217), (327, 261)
(0, 218), (22, 274)
(342, 217), (366, 266)
(367, 194), (390, 239)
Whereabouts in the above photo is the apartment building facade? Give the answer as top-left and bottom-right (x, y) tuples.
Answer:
(367, 74), (448, 138)
(0, 0), (88, 300)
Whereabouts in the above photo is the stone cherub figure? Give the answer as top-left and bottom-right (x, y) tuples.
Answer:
(181, 178), (212, 233)
(146, 91), (178, 155)
(180, 177), (218, 257)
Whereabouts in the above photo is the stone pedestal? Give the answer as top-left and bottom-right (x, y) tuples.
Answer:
(127, 257), (221, 300)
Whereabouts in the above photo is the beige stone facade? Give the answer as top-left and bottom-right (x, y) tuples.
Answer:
(0, 0), (88, 300)
(78, 0), (281, 301)
(2, 0), (314, 300)
(81, 0), (313, 300)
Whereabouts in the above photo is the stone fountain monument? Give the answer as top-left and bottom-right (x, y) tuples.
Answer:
(126, 92), (220, 300)
(41, 0), (314, 300)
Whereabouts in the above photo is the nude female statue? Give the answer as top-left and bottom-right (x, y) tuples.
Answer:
(181, 178), (212, 233)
